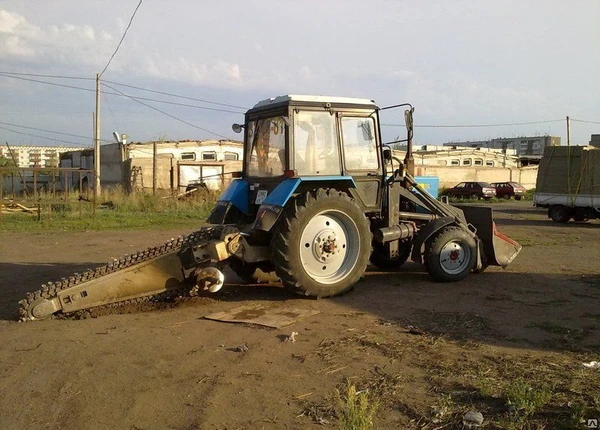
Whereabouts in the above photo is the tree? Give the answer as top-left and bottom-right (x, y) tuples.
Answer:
(0, 156), (16, 168)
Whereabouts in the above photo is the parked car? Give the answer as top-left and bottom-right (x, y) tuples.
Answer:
(490, 182), (526, 200)
(442, 182), (497, 200)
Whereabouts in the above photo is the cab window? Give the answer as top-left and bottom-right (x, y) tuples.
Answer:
(293, 111), (340, 175)
(246, 116), (287, 177)
(341, 117), (378, 171)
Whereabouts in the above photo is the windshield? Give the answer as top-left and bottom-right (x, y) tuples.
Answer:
(245, 116), (287, 177)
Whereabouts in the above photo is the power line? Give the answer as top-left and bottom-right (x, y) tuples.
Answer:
(0, 73), (244, 114)
(104, 93), (244, 114)
(0, 72), (96, 93)
(0, 125), (92, 147)
(0, 71), (247, 111)
(0, 71), (93, 80)
(102, 82), (229, 139)
(102, 91), (122, 134)
(104, 80), (248, 110)
(100, 0), (143, 77)
(382, 119), (564, 128)
(571, 118), (600, 125)
(0, 121), (112, 142)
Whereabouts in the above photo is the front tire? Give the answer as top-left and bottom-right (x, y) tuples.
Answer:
(549, 205), (571, 223)
(425, 226), (477, 282)
(271, 189), (372, 297)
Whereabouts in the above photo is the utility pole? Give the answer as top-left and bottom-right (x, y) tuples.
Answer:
(152, 140), (157, 195)
(94, 73), (101, 196)
(566, 115), (571, 195)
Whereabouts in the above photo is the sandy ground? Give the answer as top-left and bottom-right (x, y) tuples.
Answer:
(1, 201), (599, 429)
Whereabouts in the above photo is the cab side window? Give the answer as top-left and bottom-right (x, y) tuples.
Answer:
(341, 117), (378, 171)
(293, 111), (340, 175)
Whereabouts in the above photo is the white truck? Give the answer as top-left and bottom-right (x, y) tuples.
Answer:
(534, 145), (600, 222)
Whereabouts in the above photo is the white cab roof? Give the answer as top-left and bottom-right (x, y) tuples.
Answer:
(253, 94), (376, 108)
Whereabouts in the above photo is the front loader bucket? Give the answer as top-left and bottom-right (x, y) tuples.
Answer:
(455, 205), (522, 267)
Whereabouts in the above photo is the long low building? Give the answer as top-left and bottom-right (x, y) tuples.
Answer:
(60, 140), (243, 192)
(393, 146), (537, 188)
(396, 145), (520, 168)
(443, 135), (560, 158)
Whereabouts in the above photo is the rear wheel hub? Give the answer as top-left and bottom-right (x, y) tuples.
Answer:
(299, 212), (358, 284)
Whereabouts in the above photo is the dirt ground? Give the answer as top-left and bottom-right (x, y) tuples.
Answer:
(1, 201), (599, 429)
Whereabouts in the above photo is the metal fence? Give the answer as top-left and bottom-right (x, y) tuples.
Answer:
(0, 167), (96, 219)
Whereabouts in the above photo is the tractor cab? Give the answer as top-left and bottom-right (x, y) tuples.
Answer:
(210, 95), (388, 226)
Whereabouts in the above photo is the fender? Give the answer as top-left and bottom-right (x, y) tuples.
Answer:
(410, 217), (456, 264)
(206, 179), (250, 224)
(215, 179), (250, 214)
(253, 176), (357, 232)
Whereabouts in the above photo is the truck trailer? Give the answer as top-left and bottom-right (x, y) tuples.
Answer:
(534, 145), (600, 222)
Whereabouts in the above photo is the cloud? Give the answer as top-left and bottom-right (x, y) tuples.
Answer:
(0, 9), (111, 69)
(136, 54), (243, 88)
(0, 8), (247, 88)
(0, 9), (34, 34)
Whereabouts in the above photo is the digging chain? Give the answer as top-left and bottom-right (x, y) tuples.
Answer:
(18, 225), (224, 322)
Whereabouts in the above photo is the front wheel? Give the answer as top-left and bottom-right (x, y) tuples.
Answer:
(425, 226), (477, 282)
(271, 189), (372, 297)
(549, 205), (571, 223)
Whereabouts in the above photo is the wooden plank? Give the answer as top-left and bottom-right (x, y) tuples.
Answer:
(205, 304), (320, 328)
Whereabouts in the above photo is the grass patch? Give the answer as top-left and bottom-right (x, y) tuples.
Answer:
(502, 378), (552, 427)
(314, 329), (600, 429)
(0, 188), (218, 232)
(336, 382), (379, 430)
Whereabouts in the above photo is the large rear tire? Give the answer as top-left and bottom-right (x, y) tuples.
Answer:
(425, 226), (477, 282)
(271, 189), (372, 297)
(369, 240), (412, 270)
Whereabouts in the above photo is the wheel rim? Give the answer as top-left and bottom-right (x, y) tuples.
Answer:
(438, 240), (471, 275)
(299, 211), (360, 284)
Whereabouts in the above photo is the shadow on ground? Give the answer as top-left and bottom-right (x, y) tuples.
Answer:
(4, 259), (598, 355)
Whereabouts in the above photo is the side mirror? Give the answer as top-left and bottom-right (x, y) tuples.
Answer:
(232, 123), (244, 133)
(404, 107), (414, 132)
(383, 147), (392, 163)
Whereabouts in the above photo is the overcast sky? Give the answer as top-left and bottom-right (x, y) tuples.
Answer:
(1, 1), (598, 148)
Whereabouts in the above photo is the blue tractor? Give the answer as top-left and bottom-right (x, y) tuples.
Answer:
(183, 95), (522, 297)
(20, 95), (522, 320)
